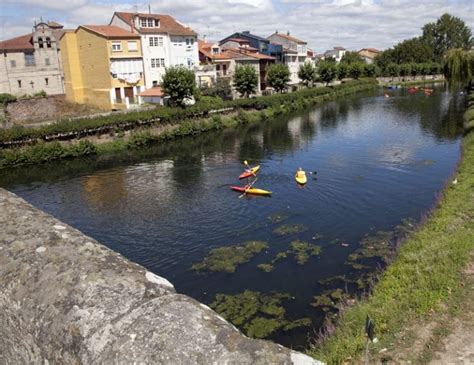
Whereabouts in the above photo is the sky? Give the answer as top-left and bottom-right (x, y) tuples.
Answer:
(1, 0), (472, 52)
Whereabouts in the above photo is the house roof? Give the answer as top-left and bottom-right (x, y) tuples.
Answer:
(47, 21), (64, 28)
(138, 87), (164, 97)
(268, 32), (307, 44)
(334, 46), (346, 50)
(224, 37), (250, 44)
(0, 34), (33, 51)
(359, 48), (380, 53)
(282, 47), (297, 54)
(113, 12), (197, 36)
(80, 25), (140, 39)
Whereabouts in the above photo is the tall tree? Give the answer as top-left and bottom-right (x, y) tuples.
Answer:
(348, 63), (364, 80)
(267, 64), (291, 93)
(422, 13), (473, 60)
(443, 49), (473, 89)
(317, 61), (337, 85)
(385, 63), (400, 80)
(340, 51), (366, 64)
(363, 64), (379, 78)
(162, 66), (196, 107)
(233, 65), (258, 97)
(337, 63), (349, 80)
(298, 62), (316, 87)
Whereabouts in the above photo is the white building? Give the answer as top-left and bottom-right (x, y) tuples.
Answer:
(110, 12), (199, 89)
(267, 31), (308, 85)
(324, 47), (346, 63)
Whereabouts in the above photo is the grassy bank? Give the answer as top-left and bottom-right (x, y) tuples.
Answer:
(308, 88), (474, 364)
(379, 79), (446, 87)
(0, 79), (377, 169)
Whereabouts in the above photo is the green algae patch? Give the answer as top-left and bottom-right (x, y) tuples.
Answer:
(210, 290), (311, 339)
(289, 240), (322, 265)
(267, 212), (289, 223)
(272, 252), (288, 263)
(311, 289), (352, 312)
(257, 263), (275, 272)
(192, 240), (268, 273)
(273, 224), (308, 236)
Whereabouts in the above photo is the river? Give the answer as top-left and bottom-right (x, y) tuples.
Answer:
(0, 85), (466, 350)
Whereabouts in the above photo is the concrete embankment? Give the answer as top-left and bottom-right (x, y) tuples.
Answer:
(0, 188), (322, 364)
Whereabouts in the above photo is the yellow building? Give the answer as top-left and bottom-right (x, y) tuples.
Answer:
(60, 25), (145, 110)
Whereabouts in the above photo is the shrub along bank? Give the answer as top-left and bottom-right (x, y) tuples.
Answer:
(308, 88), (474, 364)
(0, 79), (377, 168)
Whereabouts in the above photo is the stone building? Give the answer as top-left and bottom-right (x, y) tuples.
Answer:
(0, 21), (66, 96)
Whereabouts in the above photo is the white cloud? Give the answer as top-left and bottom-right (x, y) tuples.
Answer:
(1, 0), (472, 52)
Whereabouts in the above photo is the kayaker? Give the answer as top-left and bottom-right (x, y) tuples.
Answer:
(296, 167), (306, 179)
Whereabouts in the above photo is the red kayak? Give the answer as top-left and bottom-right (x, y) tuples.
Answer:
(239, 165), (260, 179)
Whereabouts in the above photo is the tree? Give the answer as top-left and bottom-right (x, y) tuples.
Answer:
(363, 64), (379, 78)
(162, 66), (196, 107)
(399, 63), (412, 80)
(348, 63), (364, 80)
(386, 63), (400, 80)
(317, 61), (337, 85)
(337, 63), (349, 80)
(340, 51), (366, 64)
(375, 38), (434, 68)
(200, 78), (232, 100)
(420, 63), (432, 79)
(233, 65), (258, 97)
(430, 62), (441, 77)
(443, 49), (473, 89)
(267, 64), (291, 92)
(298, 62), (316, 87)
(422, 13), (473, 60)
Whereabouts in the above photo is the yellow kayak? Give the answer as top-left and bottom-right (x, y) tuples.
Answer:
(295, 172), (307, 185)
(231, 186), (272, 196)
(239, 165), (260, 179)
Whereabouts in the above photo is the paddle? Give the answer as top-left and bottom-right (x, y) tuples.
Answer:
(243, 160), (257, 177)
(238, 177), (258, 198)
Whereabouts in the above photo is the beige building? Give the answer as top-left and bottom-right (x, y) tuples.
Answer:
(0, 21), (66, 96)
(358, 48), (381, 64)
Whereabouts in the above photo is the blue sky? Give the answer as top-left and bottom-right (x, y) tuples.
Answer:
(1, 0), (472, 52)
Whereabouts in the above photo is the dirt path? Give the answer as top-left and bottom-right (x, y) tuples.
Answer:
(429, 262), (474, 365)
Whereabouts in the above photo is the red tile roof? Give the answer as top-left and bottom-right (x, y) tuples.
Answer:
(138, 87), (164, 97)
(114, 12), (197, 36)
(269, 32), (307, 44)
(80, 25), (139, 39)
(0, 33), (33, 51)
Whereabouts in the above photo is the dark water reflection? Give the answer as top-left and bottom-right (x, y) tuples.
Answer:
(0, 85), (465, 349)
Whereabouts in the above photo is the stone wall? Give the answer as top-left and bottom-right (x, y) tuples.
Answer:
(377, 74), (445, 83)
(0, 188), (323, 365)
(5, 96), (60, 125)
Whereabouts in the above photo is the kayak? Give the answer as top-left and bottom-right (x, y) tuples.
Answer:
(408, 87), (418, 94)
(239, 165), (260, 179)
(230, 186), (272, 196)
(295, 172), (307, 185)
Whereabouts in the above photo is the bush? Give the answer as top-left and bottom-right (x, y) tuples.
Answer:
(0, 93), (17, 106)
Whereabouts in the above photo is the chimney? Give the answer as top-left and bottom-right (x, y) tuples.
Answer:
(148, 4), (151, 14)
(275, 29), (278, 34)
(287, 30), (290, 36)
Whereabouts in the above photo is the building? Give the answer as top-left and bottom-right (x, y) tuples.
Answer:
(218, 38), (275, 91)
(0, 21), (66, 96)
(60, 25), (145, 110)
(358, 48), (380, 64)
(199, 41), (272, 96)
(110, 12), (199, 89)
(267, 31), (308, 85)
(323, 47), (346, 63)
(220, 31), (283, 62)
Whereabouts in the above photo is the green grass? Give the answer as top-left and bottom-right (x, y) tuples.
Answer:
(307, 88), (474, 364)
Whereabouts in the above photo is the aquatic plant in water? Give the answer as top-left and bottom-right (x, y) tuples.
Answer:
(289, 240), (322, 265)
(192, 240), (268, 273)
(257, 263), (274, 272)
(273, 223), (308, 236)
(267, 212), (289, 223)
(210, 290), (311, 338)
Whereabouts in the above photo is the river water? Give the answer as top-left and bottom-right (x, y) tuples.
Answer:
(0, 85), (465, 349)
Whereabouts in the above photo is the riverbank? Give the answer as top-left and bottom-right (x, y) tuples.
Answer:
(379, 79), (446, 87)
(0, 79), (377, 169)
(308, 87), (474, 364)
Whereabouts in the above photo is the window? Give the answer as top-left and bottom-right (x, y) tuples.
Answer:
(151, 58), (157, 68)
(186, 38), (190, 46)
(186, 38), (194, 46)
(152, 80), (158, 87)
(45, 78), (49, 85)
(111, 42), (122, 52)
(18, 80), (22, 88)
(128, 41), (138, 51)
(140, 18), (147, 27)
(24, 53), (35, 66)
(45, 58), (50, 66)
(38, 37), (44, 48)
(160, 58), (165, 67)
(10, 60), (16, 68)
(147, 18), (154, 27)
(149, 37), (163, 47)
(223, 64), (227, 75)
(46, 37), (51, 48)
(158, 37), (163, 46)
(155, 19), (160, 27)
